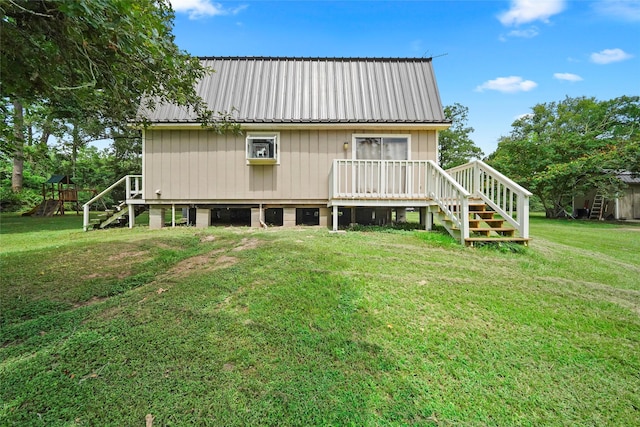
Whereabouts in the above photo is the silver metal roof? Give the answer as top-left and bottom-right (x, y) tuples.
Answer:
(138, 57), (448, 124)
(618, 171), (640, 184)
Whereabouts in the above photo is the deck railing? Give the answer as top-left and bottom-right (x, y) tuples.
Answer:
(447, 160), (532, 238)
(330, 159), (471, 240)
(83, 175), (143, 231)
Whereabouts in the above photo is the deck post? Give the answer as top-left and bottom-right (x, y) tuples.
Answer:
(518, 196), (530, 238)
(128, 204), (134, 228)
(420, 207), (432, 230)
(332, 205), (338, 231)
(396, 207), (407, 223)
(460, 198), (470, 243)
(83, 203), (90, 231)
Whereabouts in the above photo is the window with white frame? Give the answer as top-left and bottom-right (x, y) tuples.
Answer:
(354, 135), (410, 160)
(246, 132), (279, 164)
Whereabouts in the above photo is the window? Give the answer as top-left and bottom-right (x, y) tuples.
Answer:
(354, 135), (410, 160)
(246, 133), (279, 165)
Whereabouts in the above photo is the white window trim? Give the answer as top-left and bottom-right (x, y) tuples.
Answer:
(351, 134), (412, 160)
(246, 132), (280, 165)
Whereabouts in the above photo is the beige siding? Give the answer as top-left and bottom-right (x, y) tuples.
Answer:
(144, 128), (438, 203)
(618, 185), (640, 219)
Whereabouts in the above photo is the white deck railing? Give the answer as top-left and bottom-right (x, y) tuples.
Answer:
(330, 160), (471, 240)
(83, 175), (143, 231)
(447, 160), (532, 238)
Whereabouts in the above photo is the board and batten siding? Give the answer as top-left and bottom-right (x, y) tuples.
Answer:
(144, 128), (437, 203)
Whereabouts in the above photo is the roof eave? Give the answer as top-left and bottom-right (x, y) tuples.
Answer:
(139, 121), (452, 131)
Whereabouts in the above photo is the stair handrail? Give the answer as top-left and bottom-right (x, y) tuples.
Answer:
(448, 160), (532, 238)
(427, 160), (471, 243)
(83, 175), (142, 231)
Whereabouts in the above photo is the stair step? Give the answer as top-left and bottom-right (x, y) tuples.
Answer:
(472, 211), (495, 219)
(469, 204), (488, 212)
(484, 219), (504, 227)
(465, 237), (530, 247)
(469, 229), (491, 237)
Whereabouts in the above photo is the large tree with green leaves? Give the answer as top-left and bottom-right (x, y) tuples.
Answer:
(0, 0), (226, 191)
(438, 103), (484, 169)
(488, 96), (640, 218)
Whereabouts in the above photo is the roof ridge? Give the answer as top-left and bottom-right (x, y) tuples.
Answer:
(197, 56), (433, 62)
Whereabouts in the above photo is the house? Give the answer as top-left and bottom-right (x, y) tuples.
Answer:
(84, 57), (531, 245)
(573, 171), (640, 220)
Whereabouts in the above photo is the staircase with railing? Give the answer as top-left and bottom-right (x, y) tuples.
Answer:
(83, 175), (144, 231)
(329, 159), (531, 245)
(447, 160), (531, 244)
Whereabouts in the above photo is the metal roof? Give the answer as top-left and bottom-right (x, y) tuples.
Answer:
(618, 171), (640, 184)
(45, 175), (75, 184)
(138, 57), (448, 124)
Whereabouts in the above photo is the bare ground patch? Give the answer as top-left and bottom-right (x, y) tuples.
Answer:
(164, 249), (226, 277)
(233, 238), (261, 252)
(107, 250), (149, 262)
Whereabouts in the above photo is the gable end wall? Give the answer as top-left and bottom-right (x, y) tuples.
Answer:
(143, 128), (437, 203)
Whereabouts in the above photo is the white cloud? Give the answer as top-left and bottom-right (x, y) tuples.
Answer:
(498, 0), (566, 26)
(507, 27), (539, 38)
(553, 72), (583, 82)
(170, 0), (247, 19)
(593, 0), (640, 22)
(590, 48), (634, 64)
(475, 76), (538, 93)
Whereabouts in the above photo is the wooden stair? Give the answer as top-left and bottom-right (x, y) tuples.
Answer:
(88, 202), (147, 230)
(434, 201), (530, 246)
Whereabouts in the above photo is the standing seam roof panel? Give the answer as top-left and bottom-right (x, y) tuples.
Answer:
(137, 57), (448, 123)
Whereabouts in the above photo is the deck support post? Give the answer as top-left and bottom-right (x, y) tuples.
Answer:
(331, 205), (338, 231)
(396, 207), (407, 223)
(128, 204), (135, 229)
(420, 207), (432, 230)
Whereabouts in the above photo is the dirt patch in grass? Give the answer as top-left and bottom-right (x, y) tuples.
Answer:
(233, 237), (260, 252)
(82, 270), (132, 280)
(73, 296), (108, 308)
(106, 250), (149, 262)
(165, 249), (226, 277)
(215, 255), (238, 268)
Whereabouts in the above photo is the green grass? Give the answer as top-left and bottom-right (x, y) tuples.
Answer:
(1, 213), (639, 426)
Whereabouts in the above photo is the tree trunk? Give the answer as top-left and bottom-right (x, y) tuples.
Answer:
(71, 121), (79, 177)
(11, 99), (25, 192)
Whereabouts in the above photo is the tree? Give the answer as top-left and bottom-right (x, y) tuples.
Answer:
(438, 103), (484, 169)
(1, 0), (235, 190)
(488, 96), (640, 218)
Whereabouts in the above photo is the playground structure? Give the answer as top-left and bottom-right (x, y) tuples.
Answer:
(23, 175), (97, 217)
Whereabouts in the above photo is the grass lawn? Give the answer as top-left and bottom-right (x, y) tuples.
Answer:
(1, 213), (639, 426)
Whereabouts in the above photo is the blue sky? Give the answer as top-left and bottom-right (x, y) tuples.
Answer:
(169, 0), (639, 155)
